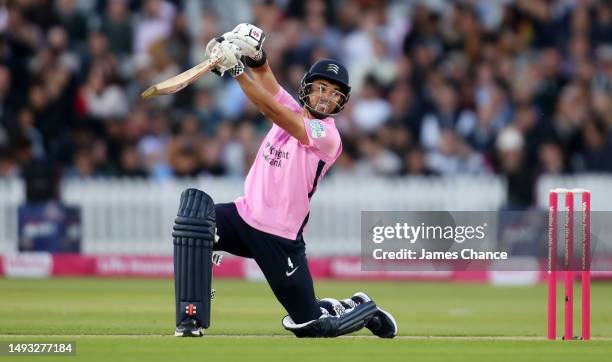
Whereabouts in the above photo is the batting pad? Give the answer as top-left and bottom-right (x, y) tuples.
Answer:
(282, 301), (378, 337)
(173, 188), (216, 328)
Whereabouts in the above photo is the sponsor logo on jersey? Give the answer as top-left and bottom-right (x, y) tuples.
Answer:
(262, 141), (290, 168)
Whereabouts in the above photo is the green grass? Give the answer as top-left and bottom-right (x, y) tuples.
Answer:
(0, 278), (611, 361)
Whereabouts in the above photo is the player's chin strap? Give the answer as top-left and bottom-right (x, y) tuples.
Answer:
(282, 298), (378, 337)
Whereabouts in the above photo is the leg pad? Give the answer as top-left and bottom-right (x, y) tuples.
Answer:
(282, 301), (378, 337)
(173, 189), (216, 329)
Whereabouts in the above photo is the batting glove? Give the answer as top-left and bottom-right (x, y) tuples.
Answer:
(224, 23), (267, 68)
(211, 41), (243, 77)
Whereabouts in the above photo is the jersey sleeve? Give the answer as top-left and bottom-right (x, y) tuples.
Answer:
(273, 86), (302, 113)
(302, 118), (342, 161)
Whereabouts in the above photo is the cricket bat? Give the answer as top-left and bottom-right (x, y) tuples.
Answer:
(140, 54), (223, 99)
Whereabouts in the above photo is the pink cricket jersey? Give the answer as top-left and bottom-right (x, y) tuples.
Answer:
(234, 86), (342, 240)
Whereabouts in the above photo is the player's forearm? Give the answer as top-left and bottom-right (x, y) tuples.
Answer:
(250, 63), (280, 96)
(235, 73), (278, 115)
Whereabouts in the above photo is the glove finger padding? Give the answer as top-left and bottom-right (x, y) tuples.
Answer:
(224, 36), (260, 58)
(205, 37), (224, 76)
(204, 38), (218, 58)
(227, 23), (265, 56)
(212, 42), (241, 76)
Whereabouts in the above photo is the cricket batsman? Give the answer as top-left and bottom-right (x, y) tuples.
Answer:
(171, 23), (397, 338)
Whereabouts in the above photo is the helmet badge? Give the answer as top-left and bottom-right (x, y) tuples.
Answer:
(326, 64), (340, 74)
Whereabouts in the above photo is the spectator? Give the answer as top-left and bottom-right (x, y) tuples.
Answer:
(81, 31), (117, 79)
(355, 134), (402, 176)
(402, 146), (435, 176)
(468, 80), (512, 152)
(0, 65), (17, 126)
(100, 0), (134, 58)
(13, 107), (45, 161)
(138, 112), (171, 180)
(193, 88), (223, 136)
(0, 147), (19, 177)
(578, 117), (612, 172)
(386, 80), (423, 138)
(54, 0), (89, 49)
(46, 26), (80, 73)
(79, 65), (129, 120)
(420, 81), (476, 151)
(351, 75), (391, 133)
(549, 82), (588, 161)
(495, 126), (535, 208)
(538, 141), (566, 175)
(592, 1), (612, 46)
(119, 143), (149, 178)
(168, 114), (204, 177)
(426, 130), (487, 176)
(593, 45), (612, 94)
(133, 0), (176, 55)
(64, 147), (97, 179)
(0, 0), (610, 204)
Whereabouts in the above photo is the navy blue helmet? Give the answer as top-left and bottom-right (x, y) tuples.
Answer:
(298, 59), (351, 119)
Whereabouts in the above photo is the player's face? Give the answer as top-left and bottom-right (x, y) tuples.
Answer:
(308, 79), (345, 115)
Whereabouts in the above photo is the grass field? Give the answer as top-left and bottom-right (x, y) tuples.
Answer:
(1, 278), (611, 361)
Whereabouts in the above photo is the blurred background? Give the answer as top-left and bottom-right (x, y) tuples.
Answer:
(0, 0), (611, 268)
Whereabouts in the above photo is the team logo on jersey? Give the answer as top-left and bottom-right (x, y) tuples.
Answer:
(262, 141), (289, 168)
(326, 64), (340, 74)
(309, 120), (326, 139)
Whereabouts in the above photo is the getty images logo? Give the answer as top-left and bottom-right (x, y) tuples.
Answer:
(326, 63), (340, 74)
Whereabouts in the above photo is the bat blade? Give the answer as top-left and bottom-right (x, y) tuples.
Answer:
(141, 55), (223, 99)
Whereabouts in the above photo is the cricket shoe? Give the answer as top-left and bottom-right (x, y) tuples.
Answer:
(342, 292), (397, 338)
(174, 317), (203, 337)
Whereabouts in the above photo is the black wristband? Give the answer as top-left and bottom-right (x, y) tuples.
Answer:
(242, 50), (267, 68)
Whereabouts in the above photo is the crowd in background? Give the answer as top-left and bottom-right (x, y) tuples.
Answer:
(0, 0), (611, 206)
